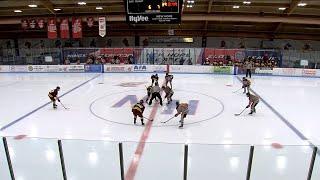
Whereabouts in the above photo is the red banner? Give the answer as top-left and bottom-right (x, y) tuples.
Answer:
(37, 19), (45, 29)
(47, 18), (57, 39)
(29, 19), (36, 29)
(72, 17), (82, 38)
(87, 17), (94, 27)
(60, 18), (69, 39)
(21, 19), (28, 29)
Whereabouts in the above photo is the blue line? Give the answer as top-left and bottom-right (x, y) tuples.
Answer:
(235, 76), (319, 155)
(235, 76), (308, 140)
(0, 74), (102, 131)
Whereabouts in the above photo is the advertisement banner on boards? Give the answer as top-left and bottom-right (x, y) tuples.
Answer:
(212, 66), (233, 74)
(104, 65), (133, 72)
(9, 65), (28, 72)
(25, 65), (85, 73)
(0, 65), (10, 72)
(254, 68), (273, 75)
(85, 65), (103, 73)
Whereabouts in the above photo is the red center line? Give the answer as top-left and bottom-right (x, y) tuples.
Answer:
(125, 81), (166, 180)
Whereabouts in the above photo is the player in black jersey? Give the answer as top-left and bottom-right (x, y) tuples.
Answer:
(48, 86), (60, 109)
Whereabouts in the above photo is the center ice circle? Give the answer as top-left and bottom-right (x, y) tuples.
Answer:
(90, 89), (224, 127)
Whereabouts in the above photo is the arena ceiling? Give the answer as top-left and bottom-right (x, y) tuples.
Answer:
(0, 0), (319, 40)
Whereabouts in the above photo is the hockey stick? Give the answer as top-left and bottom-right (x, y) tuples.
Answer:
(161, 116), (175, 123)
(59, 101), (69, 110)
(234, 108), (247, 116)
(143, 116), (153, 121)
(232, 87), (243, 93)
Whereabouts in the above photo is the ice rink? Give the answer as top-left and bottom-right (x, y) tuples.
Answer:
(1, 73), (320, 180)
(0, 72), (318, 146)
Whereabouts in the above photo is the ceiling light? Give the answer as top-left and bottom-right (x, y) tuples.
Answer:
(14, 10), (22, 13)
(78, 1), (86, 5)
(187, 0), (194, 3)
(298, 3), (307, 7)
(243, 1), (251, 4)
(233, 5), (240, 8)
(96, 6), (103, 10)
(186, 4), (193, 8)
(53, 8), (61, 11)
(278, 7), (286, 10)
(28, 4), (38, 8)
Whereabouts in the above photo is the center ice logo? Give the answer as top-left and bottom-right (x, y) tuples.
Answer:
(90, 90), (223, 126)
(112, 95), (199, 115)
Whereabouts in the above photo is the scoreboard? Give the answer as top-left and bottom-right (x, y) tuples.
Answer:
(125, 0), (183, 24)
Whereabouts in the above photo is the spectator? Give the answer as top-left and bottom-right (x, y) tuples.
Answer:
(40, 40), (45, 48)
(25, 41), (31, 49)
(123, 38), (129, 47)
(94, 59), (100, 64)
(203, 58), (210, 65)
(127, 55), (134, 64)
(86, 57), (93, 64)
(243, 58), (253, 78)
(303, 43), (311, 51)
(107, 39), (112, 47)
(284, 43), (292, 50)
(100, 57), (106, 64)
(90, 39), (96, 47)
(55, 40), (61, 48)
(220, 40), (226, 48)
(112, 55), (120, 64)
(143, 38), (149, 47)
(76, 58), (81, 65)
(239, 41), (245, 48)
(64, 58), (70, 65)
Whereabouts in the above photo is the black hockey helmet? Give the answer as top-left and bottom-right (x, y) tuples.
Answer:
(176, 101), (180, 106)
(139, 99), (144, 104)
(56, 86), (60, 90)
(246, 92), (250, 97)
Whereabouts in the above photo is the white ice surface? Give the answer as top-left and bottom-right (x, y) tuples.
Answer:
(1, 73), (319, 180)
(0, 73), (314, 146)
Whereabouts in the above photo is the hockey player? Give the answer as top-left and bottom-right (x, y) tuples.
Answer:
(151, 73), (159, 85)
(246, 93), (260, 115)
(148, 82), (163, 106)
(162, 85), (174, 104)
(175, 101), (189, 128)
(48, 86), (60, 109)
(132, 100), (145, 125)
(242, 77), (251, 94)
(165, 73), (173, 88)
(146, 85), (152, 102)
